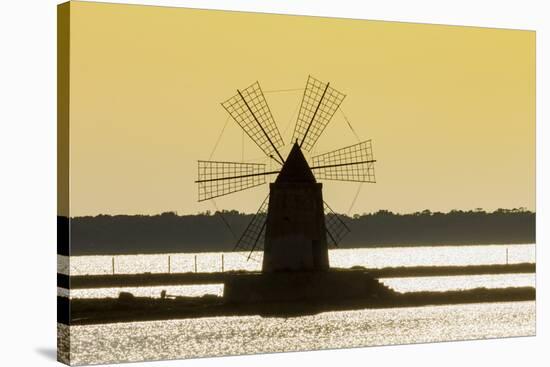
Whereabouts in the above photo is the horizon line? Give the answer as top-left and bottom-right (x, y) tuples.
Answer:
(64, 207), (535, 218)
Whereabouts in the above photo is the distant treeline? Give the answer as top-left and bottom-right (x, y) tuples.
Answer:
(61, 208), (535, 256)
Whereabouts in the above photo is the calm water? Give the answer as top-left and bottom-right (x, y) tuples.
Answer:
(60, 301), (536, 365)
(59, 244), (535, 299)
(58, 245), (536, 365)
(59, 244), (535, 276)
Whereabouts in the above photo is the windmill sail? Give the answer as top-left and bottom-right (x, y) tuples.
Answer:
(197, 77), (378, 265)
(222, 82), (285, 163)
(324, 201), (351, 248)
(196, 161), (279, 201)
(311, 140), (376, 183)
(292, 76), (346, 152)
(234, 194), (269, 261)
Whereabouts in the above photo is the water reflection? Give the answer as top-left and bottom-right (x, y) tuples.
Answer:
(63, 301), (535, 365)
(60, 244), (536, 276)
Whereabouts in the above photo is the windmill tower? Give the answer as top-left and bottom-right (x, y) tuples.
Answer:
(196, 76), (376, 273)
(264, 142), (328, 272)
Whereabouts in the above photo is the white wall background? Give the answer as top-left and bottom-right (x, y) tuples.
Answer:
(0, 0), (547, 366)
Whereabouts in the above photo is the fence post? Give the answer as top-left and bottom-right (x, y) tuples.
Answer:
(506, 248), (509, 265)
(168, 255), (171, 274)
(221, 254), (224, 273)
(194, 255), (197, 273)
(112, 257), (115, 275)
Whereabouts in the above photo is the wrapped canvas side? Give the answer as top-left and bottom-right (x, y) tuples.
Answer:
(57, 2), (71, 365)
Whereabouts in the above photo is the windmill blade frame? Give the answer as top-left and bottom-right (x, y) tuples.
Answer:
(233, 194), (270, 261)
(311, 140), (376, 183)
(292, 75), (346, 152)
(324, 201), (351, 248)
(221, 81), (285, 164)
(196, 160), (279, 201)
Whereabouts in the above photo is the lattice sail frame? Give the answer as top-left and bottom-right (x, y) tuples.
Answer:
(324, 201), (351, 248)
(311, 140), (376, 183)
(197, 161), (269, 201)
(233, 194), (269, 261)
(292, 76), (346, 152)
(221, 82), (285, 162)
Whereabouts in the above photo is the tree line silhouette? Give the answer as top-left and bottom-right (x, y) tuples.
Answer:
(63, 208), (535, 255)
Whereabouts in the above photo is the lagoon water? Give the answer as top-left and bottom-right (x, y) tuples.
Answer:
(60, 244), (535, 299)
(60, 244), (535, 276)
(62, 301), (535, 365)
(59, 244), (536, 365)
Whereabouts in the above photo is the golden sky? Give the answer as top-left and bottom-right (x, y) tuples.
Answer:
(67, 1), (535, 216)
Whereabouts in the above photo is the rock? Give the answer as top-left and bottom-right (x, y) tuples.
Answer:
(118, 292), (135, 302)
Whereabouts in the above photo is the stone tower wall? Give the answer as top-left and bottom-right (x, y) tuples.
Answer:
(262, 182), (329, 272)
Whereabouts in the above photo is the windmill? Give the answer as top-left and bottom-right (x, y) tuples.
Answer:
(196, 76), (376, 272)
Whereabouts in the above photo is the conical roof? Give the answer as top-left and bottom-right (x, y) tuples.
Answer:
(275, 143), (316, 183)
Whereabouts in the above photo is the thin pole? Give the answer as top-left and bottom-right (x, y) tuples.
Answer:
(237, 89), (285, 164)
(248, 220), (267, 261)
(168, 255), (171, 274)
(269, 154), (283, 166)
(300, 82), (330, 148)
(326, 229), (338, 248)
(194, 255), (197, 273)
(195, 169), (280, 183)
(506, 248), (509, 265)
(221, 254), (224, 273)
(311, 160), (377, 171)
(112, 257), (115, 275)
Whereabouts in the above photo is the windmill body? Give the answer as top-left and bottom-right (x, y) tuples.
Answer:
(263, 143), (329, 272)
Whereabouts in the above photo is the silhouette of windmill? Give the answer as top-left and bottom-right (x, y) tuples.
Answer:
(196, 76), (376, 272)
